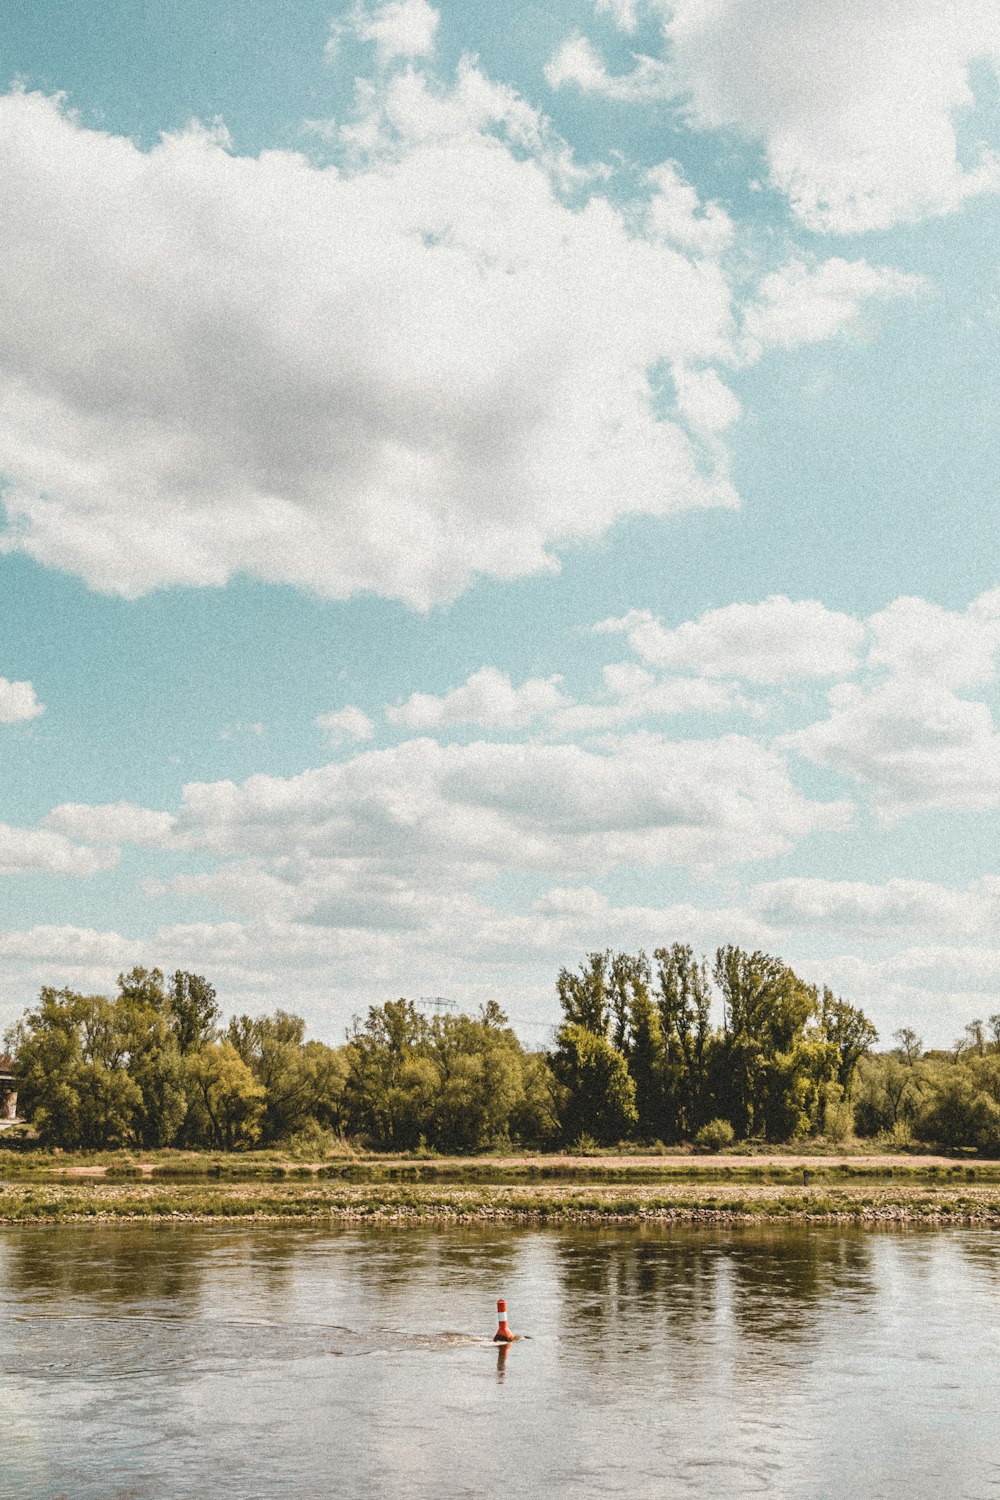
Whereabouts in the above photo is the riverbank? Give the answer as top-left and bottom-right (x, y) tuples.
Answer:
(5, 1177), (1000, 1225)
(2, 1146), (996, 1185)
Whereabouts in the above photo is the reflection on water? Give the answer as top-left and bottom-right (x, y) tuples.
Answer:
(2, 1223), (1000, 1498)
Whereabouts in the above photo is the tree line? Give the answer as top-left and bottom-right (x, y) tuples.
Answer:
(5, 950), (1000, 1152)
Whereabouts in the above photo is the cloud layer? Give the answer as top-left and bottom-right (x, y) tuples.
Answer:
(0, 80), (741, 607)
(550, 0), (1000, 232)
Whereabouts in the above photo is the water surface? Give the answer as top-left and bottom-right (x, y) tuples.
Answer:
(2, 1223), (999, 1498)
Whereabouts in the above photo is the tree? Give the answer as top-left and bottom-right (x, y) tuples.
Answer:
(819, 989), (878, 1094)
(551, 1023), (638, 1145)
(713, 947), (821, 1139)
(342, 1000), (432, 1146)
(184, 1042), (265, 1149)
(117, 967), (168, 1012)
(556, 952), (612, 1037)
(168, 972), (220, 1055)
(227, 1010), (348, 1144)
(853, 1054), (926, 1136)
(624, 984), (667, 1139)
(893, 1027), (923, 1065)
(116, 989), (186, 1148)
(6, 988), (143, 1148)
(654, 944), (713, 1137)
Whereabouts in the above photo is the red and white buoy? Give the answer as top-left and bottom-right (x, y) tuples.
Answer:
(493, 1297), (516, 1343)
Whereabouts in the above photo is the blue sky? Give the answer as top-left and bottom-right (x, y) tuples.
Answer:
(1, 0), (999, 1046)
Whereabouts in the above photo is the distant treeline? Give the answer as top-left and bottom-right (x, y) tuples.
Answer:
(6, 951), (1000, 1152)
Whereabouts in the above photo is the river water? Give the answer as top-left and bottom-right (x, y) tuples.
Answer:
(2, 1223), (999, 1499)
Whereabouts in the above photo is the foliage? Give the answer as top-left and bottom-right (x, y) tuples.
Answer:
(694, 1118), (735, 1152)
(549, 944), (876, 1148)
(15, 942), (1000, 1155)
(551, 1023), (638, 1145)
(341, 998), (560, 1151)
(5, 974), (346, 1152)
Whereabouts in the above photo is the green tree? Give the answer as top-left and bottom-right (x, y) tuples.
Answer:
(168, 971), (220, 1055)
(820, 989), (878, 1094)
(343, 1000), (434, 1148)
(556, 952), (612, 1036)
(853, 1053), (927, 1136)
(551, 1023), (638, 1145)
(184, 1041), (265, 1149)
(654, 944), (713, 1138)
(227, 1010), (348, 1144)
(713, 946), (819, 1139)
(7, 988), (142, 1148)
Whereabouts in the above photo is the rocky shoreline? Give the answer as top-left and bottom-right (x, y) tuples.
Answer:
(5, 1178), (1000, 1227)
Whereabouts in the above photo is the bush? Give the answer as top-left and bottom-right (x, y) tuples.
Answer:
(694, 1118), (735, 1152)
(572, 1132), (601, 1156)
(284, 1121), (341, 1160)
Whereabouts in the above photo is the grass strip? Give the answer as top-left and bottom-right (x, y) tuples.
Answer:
(4, 1180), (1000, 1225)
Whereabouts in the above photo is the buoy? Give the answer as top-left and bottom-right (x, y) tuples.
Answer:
(493, 1297), (516, 1343)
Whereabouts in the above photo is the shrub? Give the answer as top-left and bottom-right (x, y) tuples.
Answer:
(694, 1118), (735, 1152)
(572, 1132), (601, 1156)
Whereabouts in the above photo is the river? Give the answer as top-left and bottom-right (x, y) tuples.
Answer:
(2, 1223), (999, 1498)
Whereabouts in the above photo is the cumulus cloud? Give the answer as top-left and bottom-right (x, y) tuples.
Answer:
(594, 596), (864, 684)
(79, 734), (851, 938)
(785, 678), (1000, 823)
(544, 33), (673, 101)
(329, 0), (440, 65)
(43, 801), (178, 846)
(644, 162), (733, 258)
(386, 667), (570, 732)
(868, 590), (1000, 686)
(801, 946), (1000, 1041)
(672, 364), (741, 434)
(594, 0), (642, 34)
(748, 875), (1000, 942)
(0, 824), (118, 876)
(0, 676), (43, 723)
(549, 0), (1000, 232)
(547, 664), (743, 735)
(742, 258), (925, 357)
(315, 705), (376, 747)
(0, 79), (739, 608)
(3, 881), (994, 1046)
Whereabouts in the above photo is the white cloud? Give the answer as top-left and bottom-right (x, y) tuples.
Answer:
(544, 33), (673, 101)
(3, 885), (994, 1048)
(547, 665), (742, 735)
(748, 875), (1000, 942)
(386, 667), (570, 732)
(0, 907), (992, 1050)
(786, 678), (1000, 823)
(79, 734), (851, 932)
(528, 884), (771, 954)
(333, 0), (440, 65)
(672, 364), (740, 434)
(315, 705), (376, 746)
(595, 596), (864, 684)
(43, 801), (178, 846)
(742, 258), (924, 357)
(868, 590), (1000, 686)
(645, 162), (733, 258)
(0, 677), (42, 723)
(0, 81), (739, 608)
(594, 0), (641, 34)
(801, 947), (1000, 1041)
(0, 824), (118, 877)
(550, 1), (1000, 232)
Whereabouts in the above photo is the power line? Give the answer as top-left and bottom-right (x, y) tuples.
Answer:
(417, 996), (459, 1013)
